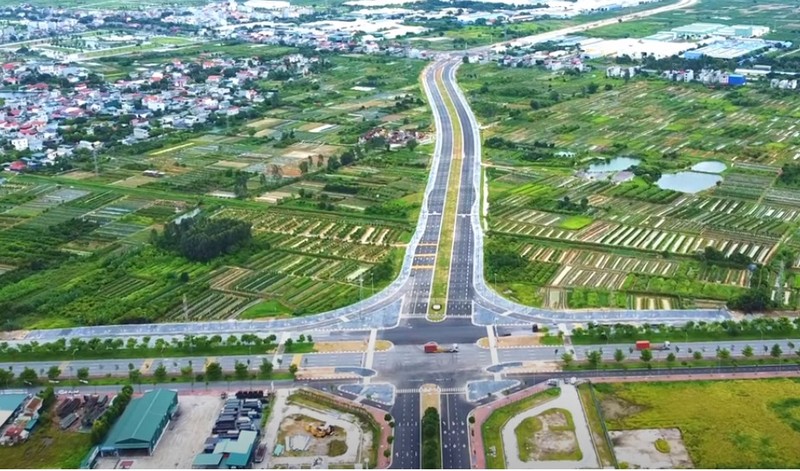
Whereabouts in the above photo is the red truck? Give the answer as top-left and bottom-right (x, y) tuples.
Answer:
(424, 342), (459, 353)
(635, 340), (671, 351)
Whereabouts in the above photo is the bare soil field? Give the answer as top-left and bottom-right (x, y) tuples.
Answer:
(610, 428), (693, 469)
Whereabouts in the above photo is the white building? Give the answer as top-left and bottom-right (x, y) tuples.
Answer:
(11, 138), (28, 151)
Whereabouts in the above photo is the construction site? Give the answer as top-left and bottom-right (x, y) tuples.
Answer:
(260, 389), (377, 469)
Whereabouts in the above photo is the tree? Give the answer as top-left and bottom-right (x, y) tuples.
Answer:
(77, 367), (90, 381)
(640, 349), (653, 363)
(0, 369), (13, 387)
(614, 348), (625, 363)
(129, 370), (141, 384)
(234, 361), (249, 381)
(666, 353), (676, 364)
(587, 350), (602, 369)
(259, 359), (273, 378)
(284, 338), (294, 351)
(47, 366), (61, 381)
(693, 351), (702, 361)
(206, 362), (223, 381)
(288, 364), (298, 376)
(742, 345), (754, 358)
(771, 343), (783, 358)
(561, 352), (574, 366)
(180, 365), (193, 379)
(717, 348), (731, 361)
(154, 364), (168, 384)
(20, 367), (38, 385)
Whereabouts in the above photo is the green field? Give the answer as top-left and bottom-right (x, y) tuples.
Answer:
(0, 51), (431, 331)
(591, 379), (800, 468)
(462, 48), (800, 312)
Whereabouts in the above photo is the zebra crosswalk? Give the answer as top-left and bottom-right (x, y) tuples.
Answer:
(395, 387), (465, 394)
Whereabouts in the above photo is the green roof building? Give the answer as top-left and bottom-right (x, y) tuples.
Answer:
(192, 430), (258, 469)
(101, 389), (179, 456)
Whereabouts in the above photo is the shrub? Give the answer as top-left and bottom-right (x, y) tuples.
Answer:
(328, 439), (347, 457)
(655, 438), (671, 454)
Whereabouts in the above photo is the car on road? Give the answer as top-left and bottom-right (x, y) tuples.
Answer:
(547, 379), (559, 386)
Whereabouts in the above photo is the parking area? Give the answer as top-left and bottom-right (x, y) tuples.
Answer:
(97, 395), (222, 469)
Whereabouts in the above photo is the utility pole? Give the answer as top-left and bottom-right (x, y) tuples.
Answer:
(92, 148), (99, 176)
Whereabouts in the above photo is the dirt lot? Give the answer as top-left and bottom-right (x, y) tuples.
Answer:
(610, 429), (693, 469)
(276, 414), (348, 457)
(520, 409), (580, 461)
(97, 395), (222, 469)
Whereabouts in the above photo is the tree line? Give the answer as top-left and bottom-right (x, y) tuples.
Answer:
(421, 407), (442, 469)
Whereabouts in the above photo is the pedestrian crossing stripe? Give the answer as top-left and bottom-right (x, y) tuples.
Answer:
(396, 387), (465, 394)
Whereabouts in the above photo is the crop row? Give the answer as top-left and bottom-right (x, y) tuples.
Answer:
(666, 198), (791, 237)
(261, 234), (392, 263)
(696, 265), (748, 287)
(241, 251), (367, 283)
(491, 220), (579, 241)
(606, 182), (680, 204)
(232, 270), (359, 313)
(580, 222), (773, 263)
(490, 208), (562, 226)
(551, 265), (627, 290)
(165, 291), (254, 321)
(216, 208), (405, 246)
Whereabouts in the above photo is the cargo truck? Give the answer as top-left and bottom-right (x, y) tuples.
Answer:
(635, 340), (671, 351)
(424, 342), (459, 353)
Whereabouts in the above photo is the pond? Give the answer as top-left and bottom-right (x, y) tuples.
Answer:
(587, 157), (641, 173)
(691, 161), (727, 174)
(656, 171), (722, 193)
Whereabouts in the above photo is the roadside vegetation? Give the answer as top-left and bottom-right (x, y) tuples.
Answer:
(421, 406), (442, 469)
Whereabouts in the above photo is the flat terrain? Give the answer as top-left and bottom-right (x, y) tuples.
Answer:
(593, 379), (800, 468)
(0, 53), (430, 330)
(460, 56), (800, 311)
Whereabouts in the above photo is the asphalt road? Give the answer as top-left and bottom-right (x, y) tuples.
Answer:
(440, 392), (472, 469)
(380, 317), (484, 345)
(391, 392), (421, 469)
(403, 65), (456, 316)
(440, 61), (477, 318)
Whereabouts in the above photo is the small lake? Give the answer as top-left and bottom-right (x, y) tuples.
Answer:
(691, 161), (727, 174)
(656, 172), (722, 193)
(587, 157), (641, 173)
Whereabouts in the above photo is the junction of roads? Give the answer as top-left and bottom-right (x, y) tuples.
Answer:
(4, 1), (800, 468)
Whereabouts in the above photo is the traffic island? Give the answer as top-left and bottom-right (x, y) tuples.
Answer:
(469, 384), (560, 468)
(419, 384), (442, 469)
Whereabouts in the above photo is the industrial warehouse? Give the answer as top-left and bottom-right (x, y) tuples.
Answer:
(99, 389), (179, 457)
